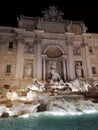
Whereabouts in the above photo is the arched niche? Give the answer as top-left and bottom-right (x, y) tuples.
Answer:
(43, 45), (66, 82)
(44, 45), (65, 58)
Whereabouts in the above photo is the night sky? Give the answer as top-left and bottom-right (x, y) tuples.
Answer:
(0, 0), (98, 33)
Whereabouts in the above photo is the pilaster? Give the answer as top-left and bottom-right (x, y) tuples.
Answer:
(35, 38), (42, 80)
(15, 36), (24, 79)
(62, 55), (67, 81)
(82, 35), (92, 80)
(65, 33), (75, 80)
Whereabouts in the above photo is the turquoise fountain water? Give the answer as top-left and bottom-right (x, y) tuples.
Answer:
(0, 111), (98, 130)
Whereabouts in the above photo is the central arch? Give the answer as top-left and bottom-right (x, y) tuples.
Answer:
(44, 45), (65, 57)
(42, 45), (67, 82)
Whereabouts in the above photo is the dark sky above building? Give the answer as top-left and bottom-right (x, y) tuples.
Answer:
(0, 0), (98, 33)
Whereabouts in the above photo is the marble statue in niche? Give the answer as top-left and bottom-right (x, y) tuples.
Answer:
(75, 62), (83, 78)
(24, 42), (34, 54)
(24, 61), (33, 77)
(47, 61), (61, 82)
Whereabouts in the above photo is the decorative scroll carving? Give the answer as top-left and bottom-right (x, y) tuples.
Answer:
(42, 6), (64, 21)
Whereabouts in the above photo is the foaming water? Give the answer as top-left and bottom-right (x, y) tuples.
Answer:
(0, 111), (98, 130)
(0, 95), (98, 130)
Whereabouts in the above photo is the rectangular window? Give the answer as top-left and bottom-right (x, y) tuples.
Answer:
(4, 85), (9, 89)
(92, 67), (96, 74)
(8, 42), (13, 50)
(6, 65), (11, 73)
(89, 46), (93, 54)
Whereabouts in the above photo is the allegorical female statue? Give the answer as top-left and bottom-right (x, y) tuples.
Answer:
(75, 62), (83, 78)
(24, 62), (32, 77)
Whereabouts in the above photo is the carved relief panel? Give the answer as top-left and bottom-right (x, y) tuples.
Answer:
(23, 59), (33, 77)
(73, 46), (81, 56)
(24, 42), (34, 54)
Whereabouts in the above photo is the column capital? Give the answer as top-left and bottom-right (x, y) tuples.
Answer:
(65, 32), (74, 43)
(81, 42), (88, 47)
(62, 54), (67, 59)
(82, 34), (90, 44)
(42, 54), (47, 59)
(16, 35), (25, 43)
(15, 28), (25, 43)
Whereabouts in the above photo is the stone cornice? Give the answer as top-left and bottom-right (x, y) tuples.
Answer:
(14, 28), (98, 43)
(89, 39), (98, 42)
(19, 15), (38, 21)
(24, 31), (66, 40)
(73, 35), (83, 41)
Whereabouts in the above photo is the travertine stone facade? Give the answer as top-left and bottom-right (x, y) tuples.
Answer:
(0, 6), (98, 89)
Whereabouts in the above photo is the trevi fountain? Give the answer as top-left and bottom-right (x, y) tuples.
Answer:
(0, 5), (98, 130)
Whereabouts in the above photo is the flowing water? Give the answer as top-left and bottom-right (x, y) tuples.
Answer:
(0, 111), (98, 130)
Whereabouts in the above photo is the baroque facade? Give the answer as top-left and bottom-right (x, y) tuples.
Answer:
(0, 6), (98, 89)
